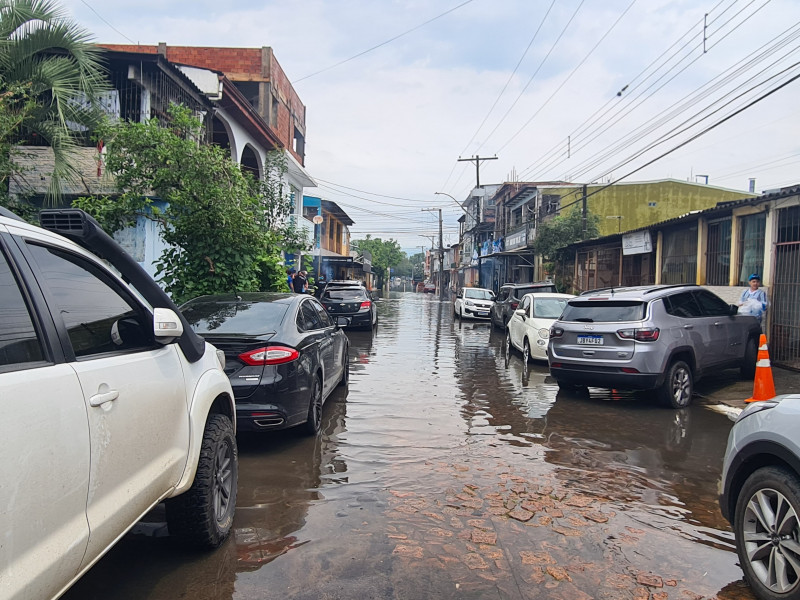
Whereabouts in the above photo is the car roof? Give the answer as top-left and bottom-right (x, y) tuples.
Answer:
(181, 292), (301, 308)
(520, 292), (575, 300)
(500, 281), (555, 289)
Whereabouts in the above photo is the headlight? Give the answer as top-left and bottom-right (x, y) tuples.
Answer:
(538, 328), (549, 339)
(736, 399), (780, 423)
(465, 300), (475, 307)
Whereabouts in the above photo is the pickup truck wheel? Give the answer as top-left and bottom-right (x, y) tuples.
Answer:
(658, 360), (693, 409)
(740, 337), (758, 380)
(166, 414), (237, 549)
(301, 375), (323, 436)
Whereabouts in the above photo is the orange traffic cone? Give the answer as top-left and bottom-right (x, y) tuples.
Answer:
(745, 334), (777, 403)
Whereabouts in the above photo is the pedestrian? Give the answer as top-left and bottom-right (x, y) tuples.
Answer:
(293, 270), (308, 294)
(738, 273), (768, 330)
(286, 268), (296, 292)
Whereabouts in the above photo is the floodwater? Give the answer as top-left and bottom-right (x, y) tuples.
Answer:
(64, 292), (756, 600)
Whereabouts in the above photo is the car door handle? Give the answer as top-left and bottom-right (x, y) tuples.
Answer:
(683, 325), (693, 330)
(89, 390), (119, 407)
(714, 322), (722, 327)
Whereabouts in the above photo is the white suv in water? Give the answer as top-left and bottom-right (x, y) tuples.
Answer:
(0, 208), (238, 600)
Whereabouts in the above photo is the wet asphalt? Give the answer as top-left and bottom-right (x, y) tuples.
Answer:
(63, 291), (759, 600)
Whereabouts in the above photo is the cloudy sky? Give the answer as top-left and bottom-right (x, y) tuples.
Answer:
(60, 0), (800, 253)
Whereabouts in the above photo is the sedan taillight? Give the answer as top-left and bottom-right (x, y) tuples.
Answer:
(239, 346), (300, 365)
(617, 328), (660, 342)
(359, 301), (371, 311)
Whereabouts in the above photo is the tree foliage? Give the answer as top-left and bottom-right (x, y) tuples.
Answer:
(0, 0), (108, 200)
(352, 235), (404, 289)
(75, 105), (305, 303)
(533, 206), (599, 291)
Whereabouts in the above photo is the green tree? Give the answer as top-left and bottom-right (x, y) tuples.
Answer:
(533, 207), (599, 292)
(75, 105), (302, 303)
(0, 0), (108, 200)
(352, 235), (404, 290)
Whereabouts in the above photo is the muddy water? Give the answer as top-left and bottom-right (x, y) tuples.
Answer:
(64, 292), (755, 600)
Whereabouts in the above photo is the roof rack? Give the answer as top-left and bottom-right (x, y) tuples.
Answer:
(642, 283), (699, 294)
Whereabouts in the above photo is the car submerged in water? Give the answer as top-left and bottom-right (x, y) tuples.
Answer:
(181, 293), (349, 435)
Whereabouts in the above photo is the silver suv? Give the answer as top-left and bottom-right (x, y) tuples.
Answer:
(547, 285), (761, 408)
(719, 394), (800, 600)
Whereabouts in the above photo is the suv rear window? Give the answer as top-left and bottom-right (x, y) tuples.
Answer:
(323, 288), (368, 301)
(560, 300), (646, 322)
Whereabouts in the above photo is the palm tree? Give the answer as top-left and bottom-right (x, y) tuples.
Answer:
(0, 0), (107, 199)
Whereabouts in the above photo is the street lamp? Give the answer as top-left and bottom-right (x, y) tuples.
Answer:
(435, 191), (470, 216)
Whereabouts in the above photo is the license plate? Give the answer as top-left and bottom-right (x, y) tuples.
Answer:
(477, 311), (488, 317)
(577, 335), (604, 345)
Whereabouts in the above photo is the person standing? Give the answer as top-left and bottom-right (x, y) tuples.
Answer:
(286, 268), (296, 292)
(293, 270), (308, 294)
(739, 273), (768, 330)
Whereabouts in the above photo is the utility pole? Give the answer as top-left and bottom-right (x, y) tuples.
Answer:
(457, 155), (498, 188)
(581, 184), (588, 240)
(422, 208), (445, 299)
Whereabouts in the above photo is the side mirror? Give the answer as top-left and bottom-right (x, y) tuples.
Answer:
(515, 308), (526, 319)
(729, 304), (739, 316)
(153, 307), (183, 343)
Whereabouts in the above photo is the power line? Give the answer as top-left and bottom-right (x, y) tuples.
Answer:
(293, 0), (475, 83)
(79, 0), (136, 44)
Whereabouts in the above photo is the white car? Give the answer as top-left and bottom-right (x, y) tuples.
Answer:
(0, 208), (238, 600)
(454, 287), (495, 319)
(506, 293), (574, 362)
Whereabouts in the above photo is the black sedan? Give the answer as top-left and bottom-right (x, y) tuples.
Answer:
(319, 285), (377, 329)
(181, 293), (349, 435)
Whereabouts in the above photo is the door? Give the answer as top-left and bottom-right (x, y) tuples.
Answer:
(693, 289), (740, 363)
(0, 243), (90, 600)
(300, 300), (335, 397)
(311, 297), (345, 389)
(662, 292), (712, 369)
(23, 242), (190, 566)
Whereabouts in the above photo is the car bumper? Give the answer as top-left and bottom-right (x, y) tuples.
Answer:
(343, 312), (372, 327)
(464, 307), (491, 319)
(549, 365), (661, 390)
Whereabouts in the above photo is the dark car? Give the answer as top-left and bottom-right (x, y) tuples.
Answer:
(181, 293), (349, 434)
(319, 285), (377, 329)
(490, 281), (558, 329)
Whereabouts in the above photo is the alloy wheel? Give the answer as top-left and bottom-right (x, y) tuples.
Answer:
(742, 486), (800, 594)
(213, 438), (235, 523)
(671, 366), (692, 407)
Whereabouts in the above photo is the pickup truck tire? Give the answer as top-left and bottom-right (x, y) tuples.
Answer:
(166, 414), (237, 549)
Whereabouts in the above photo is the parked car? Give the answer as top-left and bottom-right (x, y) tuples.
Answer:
(719, 394), (800, 600)
(547, 284), (761, 408)
(423, 282), (436, 294)
(506, 293), (574, 362)
(453, 287), (495, 319)
(319, 284), (378, 329)
(0, 208), (238, 600)
(181, 293), (349, 434)
(490, 281), (558, 329)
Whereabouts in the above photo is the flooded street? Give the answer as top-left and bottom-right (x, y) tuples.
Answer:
(64, 292), (755, 600)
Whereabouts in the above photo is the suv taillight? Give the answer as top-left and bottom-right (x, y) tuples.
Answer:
(617, 328), (660, 342)
(239, 346), (300, 365)
(510, 301), (519, 310)
(550, 326), (564, 338)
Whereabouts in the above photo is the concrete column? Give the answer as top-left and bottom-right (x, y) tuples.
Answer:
(763, 206), (776, 288)
(729, 214), (741, 286)
(696, 217), (707, 285)
(655, 231), (663, 285)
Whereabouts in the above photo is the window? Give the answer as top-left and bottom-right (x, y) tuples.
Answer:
(26, 244), (152, 357)
(520, 295), (531, 312)
(661, 225), (698, 285)
(496, 288), (510, 302)
(300, 301), (323, 330)
(737, 213), (766, 285)
(532, 297), (569, 319)
(707, 219), (731, 285)
(694, 290), (731, 316)
(561, 300), (646, 322)
(0, 250), (44, 368)
(663, 293), (703, 318)
(310, 300), (332, 328)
